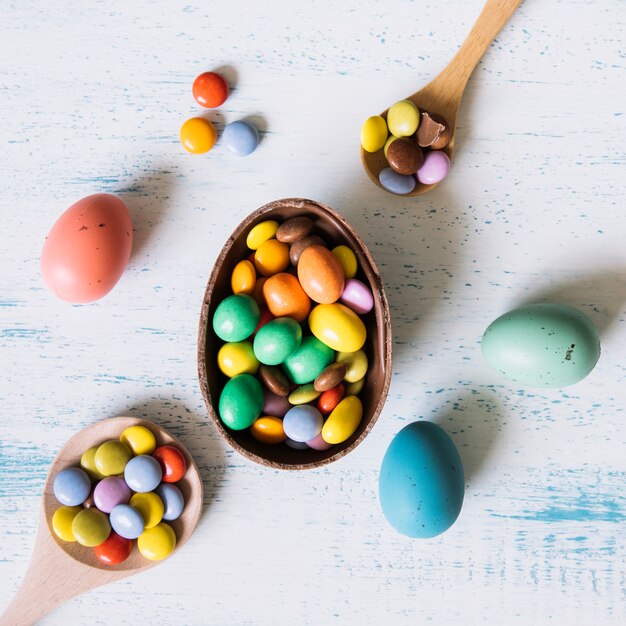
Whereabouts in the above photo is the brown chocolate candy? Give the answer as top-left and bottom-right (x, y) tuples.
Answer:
(259, 364), (290, 396)
(289, 234), (326, 266)
(82, 493), (95, 509)
(276, 216), (314, 243)
(313, 362), (347, 392)
(416, 112), (450, 150)
(386, 138), (424, 175)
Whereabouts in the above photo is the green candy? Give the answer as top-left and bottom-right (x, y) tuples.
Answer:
(219, 374), (263, 430)
(253, 317), (302, 365)
(213, 295), (260, 343)
(282, 336), (335, 385)
(481, 303), (601, 388)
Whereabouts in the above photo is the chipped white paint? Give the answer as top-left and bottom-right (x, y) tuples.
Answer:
(0, 0), (625, 624)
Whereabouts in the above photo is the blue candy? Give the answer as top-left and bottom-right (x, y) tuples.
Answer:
(155, 483), (185, 521)
(109, 504), (145, 539)
(223, 121), (259, 156)
(379, 167), (416, 195)
(123, 455), (162, 493)
(53, 467), (91, 506)
(283, 405), (323, 443)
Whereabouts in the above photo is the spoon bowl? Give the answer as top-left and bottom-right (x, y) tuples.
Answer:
(361, 0), (523, 195)
(1, 417), (203, 625)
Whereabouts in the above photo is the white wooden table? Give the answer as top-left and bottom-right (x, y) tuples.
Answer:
(1, 1), (624, 624)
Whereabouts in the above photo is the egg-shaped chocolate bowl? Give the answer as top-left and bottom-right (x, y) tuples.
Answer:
(198, 198), (392, 469)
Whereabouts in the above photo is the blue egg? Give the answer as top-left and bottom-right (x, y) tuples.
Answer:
(155, 483), (185, 521)
(379, 421), (464, 538)
(53, 467), (91, 506)
(223, 121), (259, 156)
(283, 406), (323, 443)
(379, 167), (416, 195)
(110, 504), (145, 539)
(123, 455), (162, 493)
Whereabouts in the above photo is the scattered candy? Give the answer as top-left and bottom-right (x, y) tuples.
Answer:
(180, 117), (217, 154)
(192, 71), (229, 108)
(223, 120), (259, 156)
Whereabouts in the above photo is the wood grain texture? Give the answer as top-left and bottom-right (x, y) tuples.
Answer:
(0, 0), (625, 624)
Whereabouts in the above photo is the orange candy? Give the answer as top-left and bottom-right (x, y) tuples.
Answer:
(254, 239), (290, 276)
(297, 245), (345, 304)
(192, 72), (229, 108)
(263, 273), (311, 322)
(317, 383), (345, 415)
(231, 260), (256, 295)
(250, 416), (287, 444)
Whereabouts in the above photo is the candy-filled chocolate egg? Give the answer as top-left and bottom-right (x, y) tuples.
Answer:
(482, 303), (601, 388)
(379, 421), (464, 538)
(41, 194), (133, 303)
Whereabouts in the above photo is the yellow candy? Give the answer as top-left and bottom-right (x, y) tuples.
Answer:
(217, 341), (260, 377)
(130, 492), (164, 529)
(254, 239), (290, 276)
(336, 350), (368, 383)
(246, 220), (279, 250)
(331, 245), (357, 279)
(120, 425), (156, 456)
(384, 135), (399, 158)
(94, 440), (132, 477)
(345, 376), (365, 396)
(138, 522), (176, 561)
(360, 115), (388, 153)
(72, 508), (111, 547)
(179, 117), (217, 154)
(288, 384), (321, 405)
(322, 396), (363, 444)
(250, 416), (286, 444)
(231, 260), (256, 295)
(309, 303), (366, 353)
(387, 100), (419, 137)
(80, 446), (105, 480)
(52, 506), (81, 542)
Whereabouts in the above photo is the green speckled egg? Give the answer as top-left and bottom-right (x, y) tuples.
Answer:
(481, 303), (600, 388)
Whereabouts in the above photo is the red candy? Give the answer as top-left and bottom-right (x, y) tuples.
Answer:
(317, 383), (345, 415)
(152, 446), (187, 483)
(192, 72), (229, 108)
(94, 531), (132, 565)
(253, 307), (274, 336)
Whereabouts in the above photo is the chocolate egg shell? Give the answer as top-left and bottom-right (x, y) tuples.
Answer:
(198, 198), (392, 470)
(416, 112), (451, 150)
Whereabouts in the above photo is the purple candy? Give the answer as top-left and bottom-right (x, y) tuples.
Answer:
(340, 278), (374, 315)
(263, 390), (291, 417)
(416, 150), (450, 185)
(93, 476), (131, 513)
(306, 433), (333, 451)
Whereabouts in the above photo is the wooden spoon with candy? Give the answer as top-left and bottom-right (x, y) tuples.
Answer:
(361, 0), (523, 195)
(0, 417), (203, 626)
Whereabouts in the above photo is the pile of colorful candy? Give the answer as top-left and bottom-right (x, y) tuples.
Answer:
(51, 425), (186, 564)
(361, 99), (451, 194)
(212, 215), (375, 451)
(180, 70), (259, 156)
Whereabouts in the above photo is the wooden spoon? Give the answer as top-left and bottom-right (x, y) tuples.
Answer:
(0, 417), (203, 626)
(361, 0), (524, 195)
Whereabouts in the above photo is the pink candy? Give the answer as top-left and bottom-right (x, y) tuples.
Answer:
(263, 390), (291, 417)
(416, 151), (450, 185)
(340, 278), (374, 315)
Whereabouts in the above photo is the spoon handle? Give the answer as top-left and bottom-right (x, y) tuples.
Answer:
(431, 0), (523, 99)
